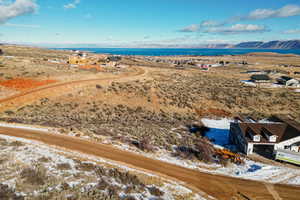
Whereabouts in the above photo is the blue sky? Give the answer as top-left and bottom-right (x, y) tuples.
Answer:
(0, 0), (300, 47)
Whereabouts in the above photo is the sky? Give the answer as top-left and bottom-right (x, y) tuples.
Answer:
(0, 0), (300, 47)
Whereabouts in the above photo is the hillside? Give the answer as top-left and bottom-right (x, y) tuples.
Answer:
(234, 40), (300, 49)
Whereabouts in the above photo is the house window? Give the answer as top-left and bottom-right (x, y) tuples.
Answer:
(284, 146), (290, 150)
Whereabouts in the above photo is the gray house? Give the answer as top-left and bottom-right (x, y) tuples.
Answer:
(250, 74), (271, 83)
(277, 76), (299, 87)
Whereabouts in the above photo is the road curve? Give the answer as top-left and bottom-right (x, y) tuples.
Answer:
(0, 127), (299, 200)
(0, 67), (146, 110)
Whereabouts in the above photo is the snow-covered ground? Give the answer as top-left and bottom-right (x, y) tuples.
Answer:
(0, 134), (205, 200)
(113, 118), (300, 185)
(241, 80), (256, 87)
(201, 118), (233, 129)
(1, 120), (300, 187)
(113, 141), (300, 185)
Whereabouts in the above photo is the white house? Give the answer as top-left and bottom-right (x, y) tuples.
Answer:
(277, 76), (300, 87)
(230, 116), (300, 164)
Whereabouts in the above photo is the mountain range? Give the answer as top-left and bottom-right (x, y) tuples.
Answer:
(232, 40), (300, 49)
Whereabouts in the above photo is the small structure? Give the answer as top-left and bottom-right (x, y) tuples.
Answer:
(107, 56), (121, 62)
(276, 76), (300, 87)
(68, 53), (121, 68)
(250, 74), (271, 83)
(241, 70), (262, 74)
(0, 49), (3, 56)
(230, 116), (300, 164)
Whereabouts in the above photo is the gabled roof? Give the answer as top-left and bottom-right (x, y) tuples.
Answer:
(279, 76), (292, 81)
(235, 115), (300, 144)
(269, 116), (300, 141)
(239, 123), (287, 143)
(250, 74), (271, 81)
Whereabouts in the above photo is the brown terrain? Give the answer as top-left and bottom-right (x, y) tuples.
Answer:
(0, 45), (300, 199)
(0, 126), (300, 200)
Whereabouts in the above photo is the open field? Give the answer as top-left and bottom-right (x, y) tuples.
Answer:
(0, 45), (300, 199)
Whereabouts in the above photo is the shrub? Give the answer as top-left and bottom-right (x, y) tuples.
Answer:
(148, 186), (164, 197)
(94, 166), (107, 177)
(172, 146), (199, 160)
(96, 84), (102, 89)
(96, 179), (110, 190)
(37, 157), (51, 163)
(135, 137), (155, 152)
(20, 166), (46, 185)
(107, 185), (120, 198)
(56, 163), (72, 170)
(60, 182), (70, 190)
(9, 141), (24, 147)
(0, 184), (24, 200)
(123, 196), (136, 200)
(75, 162), (96, 172)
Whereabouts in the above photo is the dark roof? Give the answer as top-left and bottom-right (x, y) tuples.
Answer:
(236, 116), (300, 143)
(269, 116), (300, 141)
(107, 56), (121, 62)
(250, 74), (271, 81)
(239, 123), (287, 143)
(279, 76), (292, 81)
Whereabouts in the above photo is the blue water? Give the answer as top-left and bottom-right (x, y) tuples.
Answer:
(55, 48), (300, 56)
(204, 128), (230, 146)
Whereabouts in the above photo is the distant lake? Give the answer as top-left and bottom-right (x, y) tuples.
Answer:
(55, 48), (300, 56)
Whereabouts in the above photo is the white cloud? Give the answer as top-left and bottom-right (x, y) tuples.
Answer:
(205, 24), (268, 34)
(3, 23), (40, 28)
(179, 20), (224, 32)
(64, 0), (80, 9)
(247, 4), (300, 20)
(283, 29), (300, 34)
(200, 20), (224, 27)
(0, 0), (37, 23)
(179, 24), (200, 32)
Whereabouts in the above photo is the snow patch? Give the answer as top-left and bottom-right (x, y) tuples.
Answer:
(201, 118), (232, 129)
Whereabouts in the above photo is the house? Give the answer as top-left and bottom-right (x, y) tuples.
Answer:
(107, 56), (121, 62)
(276, 76), (300, 87)
(242, 70), (262, 74)
(250, 74), (271, 83)
(68, 54), (110, 66)
(230, 116), (300, 164)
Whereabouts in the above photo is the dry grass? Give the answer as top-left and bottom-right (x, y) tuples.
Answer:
(0, 136), (199, 200)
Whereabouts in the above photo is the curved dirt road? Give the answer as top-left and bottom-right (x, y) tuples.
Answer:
(0, 127), (299, 200)
(0, 67), (146, 111)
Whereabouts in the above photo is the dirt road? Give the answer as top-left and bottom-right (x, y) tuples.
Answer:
(0, 127), (299, 200)
(0, 67), (147, 111)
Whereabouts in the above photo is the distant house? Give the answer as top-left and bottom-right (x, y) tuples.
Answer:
(250, 74), (271, 83)
(243, 70), (262, 74)
(68, 54), (109, 66)
(0, 49), (3, 55)
(107, 56), (122, 62)
(230, 116), (300, 165)
(277, 76), (300, 87)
